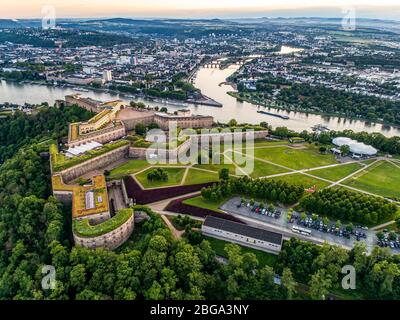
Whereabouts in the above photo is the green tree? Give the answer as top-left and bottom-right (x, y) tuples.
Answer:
(281, 268), (297, 299)
(228, 119), (238, 127)
(340, 145), (350, 155)
(309, 270), (332, 300)
(135, 123), (146, 136)
(219, 168), (230, 181)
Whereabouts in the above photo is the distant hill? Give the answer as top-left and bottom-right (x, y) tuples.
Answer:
(0, 19), (22, 28)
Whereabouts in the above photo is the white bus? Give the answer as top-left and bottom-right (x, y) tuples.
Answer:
(292, 225), (312, 237)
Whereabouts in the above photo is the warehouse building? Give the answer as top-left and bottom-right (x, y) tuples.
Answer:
(202, 216), (283, 254)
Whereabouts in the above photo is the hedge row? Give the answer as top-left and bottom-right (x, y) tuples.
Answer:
(165, 195), (244, 223)
(123, 176), (215, 204)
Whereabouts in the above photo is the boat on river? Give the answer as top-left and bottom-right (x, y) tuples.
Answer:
(257, 109), (289, 120)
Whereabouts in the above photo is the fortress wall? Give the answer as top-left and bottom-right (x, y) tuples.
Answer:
(128, 137), (192, 162)
(73, 213), (134, 250)
(59, 145), (130, 183)
(121, 114), (155, 131)
(53, 190), (73, 204)
(75, 211), (112, 224)
(68, 126), (126, 148)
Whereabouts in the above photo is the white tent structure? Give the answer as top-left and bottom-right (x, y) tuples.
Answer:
(332, 137), (378, 156)
(66, 141), (103, 158)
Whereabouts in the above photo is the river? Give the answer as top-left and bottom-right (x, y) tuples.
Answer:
(1, 51), (399, 137)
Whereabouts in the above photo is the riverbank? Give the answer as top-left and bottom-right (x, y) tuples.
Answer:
(227, 91), (399, 130)
(0, 78), (224, 109)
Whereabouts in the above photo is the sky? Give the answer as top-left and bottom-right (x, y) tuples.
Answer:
(2, 0), (400, 20)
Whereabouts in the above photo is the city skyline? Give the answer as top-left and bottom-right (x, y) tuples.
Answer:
(2, 0), (400, 20)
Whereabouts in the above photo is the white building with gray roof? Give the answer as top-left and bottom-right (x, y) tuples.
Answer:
(202, 216), (283, 254)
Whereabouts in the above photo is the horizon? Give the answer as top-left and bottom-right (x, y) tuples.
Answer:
(2, 1), (400, 20)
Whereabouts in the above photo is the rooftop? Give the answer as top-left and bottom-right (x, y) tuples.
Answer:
(203, 216), (283, 245)
(117, 107), (155, 120)
(66, 141), (103, 157)
(73, 208), (133, 238)
(87, 109), (112, 124)
(155, 112), (212, 119)
(100, 100), (125, 109)
(52, 175), (109, 219)
(332, 137), (378, 155)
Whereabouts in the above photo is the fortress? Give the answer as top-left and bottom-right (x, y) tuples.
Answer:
(51, 94), (268, 251)
(63, 94), (214, 149)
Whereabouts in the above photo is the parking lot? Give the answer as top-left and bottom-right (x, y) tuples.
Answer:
(220, 197), (377, 252)
(376, 231), (400, 251)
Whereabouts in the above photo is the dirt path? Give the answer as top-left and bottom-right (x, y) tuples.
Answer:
(160, 214), (184, 239)
(370, 220), (396, 231)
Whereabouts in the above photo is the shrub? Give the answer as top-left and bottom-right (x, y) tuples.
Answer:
(147, 168), (168, 182)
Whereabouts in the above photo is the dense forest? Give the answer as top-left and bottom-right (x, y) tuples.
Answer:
(277, 84), (400, 126)
(0, 30), (55, 47)
(0, 28), (141, 48)
(0, 105), (93, 162)
(300, 188), (398, 225)
(201, 177), (304, 205)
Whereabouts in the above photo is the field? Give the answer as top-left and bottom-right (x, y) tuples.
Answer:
(252, 145), (338, 170)
(342, 161), (400, 199)
(182, 195), (227, 212)
(249, 158), (289, 178)
(310, 162), (364, 182)
(105, 141), (398, 200)
(183, 168), (219, 185)
(135, 167), (187, 189)
(108, 159), (150, 179)
(203, 236), (278, 267)
(194, 154), (238, 175)
(270, 173), (330, 189)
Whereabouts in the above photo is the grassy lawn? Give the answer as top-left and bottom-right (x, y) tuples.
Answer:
(194, 154), (238, 175)
(310, 162), (364, 182)
(253, 140), (289, 147)
(73, 208), (133, 238)
(362, 159), (378, 165)
(135, 167), (187, 189)
(249, 158), (290, 178)
(108, 159), (150, 179)
(238, 139), (290, 148)
(342, 161), (400, 199)
(183, 168), (219, 185)
(253, 145), (338, 170)
(203, 235), (278, 267)
(269, 173), (330, 190)
(183, 195), (229, 212)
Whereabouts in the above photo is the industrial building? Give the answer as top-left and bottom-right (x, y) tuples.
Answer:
(202, 216), (283, 254)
